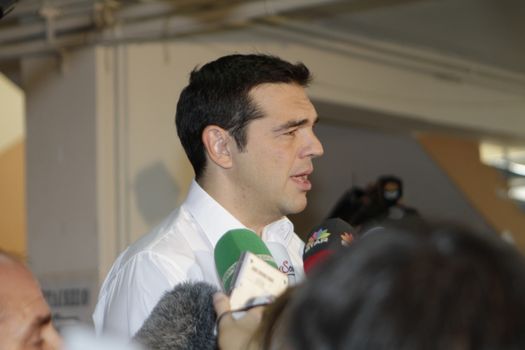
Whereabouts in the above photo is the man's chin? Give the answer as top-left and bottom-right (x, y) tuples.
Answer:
(285, 197), (308, 215)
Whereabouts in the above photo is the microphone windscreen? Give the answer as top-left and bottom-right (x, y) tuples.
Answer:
(214, 228), (277, 292)
(303, 218), (355, 275)
(133, 281), (218, 350)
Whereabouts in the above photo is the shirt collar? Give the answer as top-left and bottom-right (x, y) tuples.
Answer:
(184, 180), (295, 247)
(261, 217), (294, 245)
(184, 180), (245, 247)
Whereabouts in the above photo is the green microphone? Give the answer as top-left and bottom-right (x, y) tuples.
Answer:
(214, 228), (278, 293)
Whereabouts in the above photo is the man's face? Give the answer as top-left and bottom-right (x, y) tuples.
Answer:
(230, 83), (324, 220)
(0, 262), (62, 350)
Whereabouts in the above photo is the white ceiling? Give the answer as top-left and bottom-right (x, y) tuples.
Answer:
(302, 0), (525, 74)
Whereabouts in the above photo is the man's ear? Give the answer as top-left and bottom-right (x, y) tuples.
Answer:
(202, 125), (233, 169)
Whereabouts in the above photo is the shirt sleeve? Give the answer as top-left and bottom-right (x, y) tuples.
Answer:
(93, 251), (189, 338)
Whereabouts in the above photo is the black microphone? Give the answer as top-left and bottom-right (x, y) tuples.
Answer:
(133, 281), (218, 350)
(303, 218), (356, 275)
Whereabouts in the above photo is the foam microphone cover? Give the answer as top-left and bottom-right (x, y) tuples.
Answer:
(214, 228), (277, 293)
(303, 218), (355, 275)
(133, 281), (218, 350)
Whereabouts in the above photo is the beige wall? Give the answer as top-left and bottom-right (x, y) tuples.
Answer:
(0, 140), (26, 257)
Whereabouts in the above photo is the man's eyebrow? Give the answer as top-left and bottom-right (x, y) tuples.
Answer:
(36, 314), (52, 326)
(30, 314), (52, 330)
(273, 116), (319, 132)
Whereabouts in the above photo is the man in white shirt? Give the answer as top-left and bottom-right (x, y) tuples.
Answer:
(92, 54), (324, 338)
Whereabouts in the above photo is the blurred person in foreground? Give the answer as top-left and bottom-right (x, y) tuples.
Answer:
(215, 224), (525, 349)
(0, 250), (62, 350)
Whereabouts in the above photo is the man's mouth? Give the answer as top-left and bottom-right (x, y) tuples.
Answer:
(291, 171), (313, 191)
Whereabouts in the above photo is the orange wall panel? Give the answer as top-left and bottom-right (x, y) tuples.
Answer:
(418, 133), (525, 252)
(0, 141), (26, 258)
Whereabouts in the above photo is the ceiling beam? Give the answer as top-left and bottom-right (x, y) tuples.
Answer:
(0, 0), (345, 60)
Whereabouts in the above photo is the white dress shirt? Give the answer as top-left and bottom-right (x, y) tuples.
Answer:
(92, 180), (305, 338)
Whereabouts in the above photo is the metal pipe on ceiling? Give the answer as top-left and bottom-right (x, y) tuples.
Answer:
(0, 0), (343, 59)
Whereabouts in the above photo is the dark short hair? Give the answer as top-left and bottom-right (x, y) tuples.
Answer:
(287, 226), (525, 350)
(175, 54), (311, 180)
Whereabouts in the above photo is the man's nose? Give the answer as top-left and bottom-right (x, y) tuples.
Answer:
(304, 131), (324, 159)
(43, 324), (63, 350)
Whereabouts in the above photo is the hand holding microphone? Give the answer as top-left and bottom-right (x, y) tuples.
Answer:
(213, 292), (263, 350)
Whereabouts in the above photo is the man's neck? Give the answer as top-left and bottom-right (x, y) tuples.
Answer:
(197, 177), (280, 236)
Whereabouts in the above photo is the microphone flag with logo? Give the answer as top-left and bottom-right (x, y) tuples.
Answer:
(303, 218), (355, 275)
(266, 241), (296, 285)
(214, 228), (277, 293)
